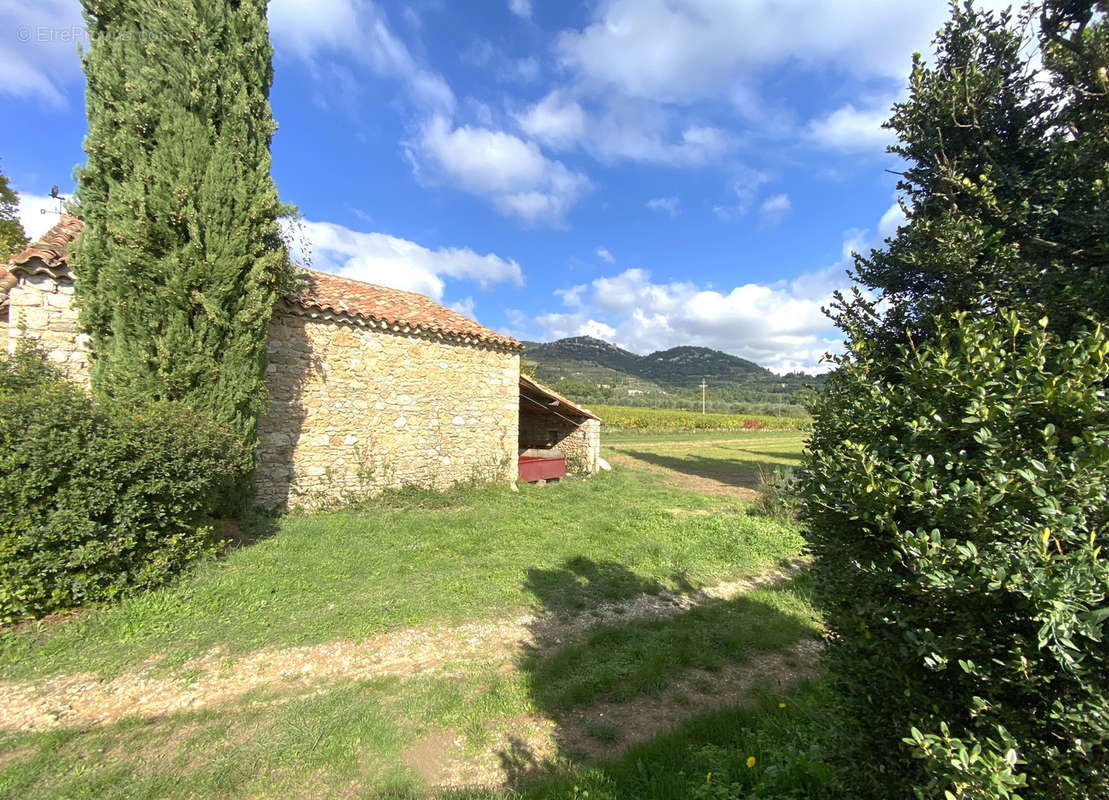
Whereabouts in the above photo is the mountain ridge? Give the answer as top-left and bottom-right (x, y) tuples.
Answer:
(520, 336), (820, 414)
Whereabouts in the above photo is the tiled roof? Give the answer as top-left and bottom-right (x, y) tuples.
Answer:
(8, 214), (83, 278)
(520, 373), (600, 420)
(291, 269), (520, 350)
(5, 216), (521, 350)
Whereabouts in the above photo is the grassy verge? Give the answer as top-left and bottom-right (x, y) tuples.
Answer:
(0, 675), (855, 800)
(0, 430), (830, 798)
(0, 469), (800, 680)
(0, 672), (508, 799)
(0, 582), (822, 800)
(602, 430), (804, 500)
(525, 577), (818, 710)
(493, 679), (860, 800)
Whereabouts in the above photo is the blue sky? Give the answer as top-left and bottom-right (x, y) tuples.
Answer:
(0, 0), (1006, 372)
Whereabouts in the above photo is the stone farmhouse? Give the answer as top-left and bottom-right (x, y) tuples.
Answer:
(2, 216), (600, 508)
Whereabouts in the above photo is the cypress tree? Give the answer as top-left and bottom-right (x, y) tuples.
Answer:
(71, 0), (292, 489)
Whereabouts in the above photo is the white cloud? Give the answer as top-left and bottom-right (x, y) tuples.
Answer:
(514, 91), (587, 150)
(534, 312), (616, 342)
(408, 115), (590, 226)
(878, 198), (907, 239)
(591, 268), (695, 314)
(537, 266), (841, 373)
(268, 0), (455, 112)
(514, 92), (733, 165)
(759, 193), (792, 226)
(595, 247), (614, 264)
(462, 40), (541, 83)
(513, 57), (541, 83)
(713, 166), (771, 221)
(544, 0), (1024, 173)
(294, 218), (523, 301)
(585, 104), (733, 164)
(554, 283), (588, 308)
(807, 102), (897, 153)
(508, 0), (532, 19)
(556, 1), (965, 105)
(646, 196), (680, 217)
(530, 202), (906, 372)
(450, 296), (476, 318)
(17, 192), (70, 242)
(1, 0), (86, 106)
(2, 0), (460, 114)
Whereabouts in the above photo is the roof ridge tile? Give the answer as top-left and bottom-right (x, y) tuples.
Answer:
(7, 217), (521, 351)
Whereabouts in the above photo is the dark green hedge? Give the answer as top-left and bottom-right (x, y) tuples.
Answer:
(0, 344), (243, 622)
(800, 312), (1109, 799)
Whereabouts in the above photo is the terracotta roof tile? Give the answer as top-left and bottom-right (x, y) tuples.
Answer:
(5, 216), (520, 350)
(292, 268), (521, 350)
(8, 214), (83, 278)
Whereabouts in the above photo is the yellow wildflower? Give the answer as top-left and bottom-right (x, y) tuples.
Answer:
(746, 756), (756, 768)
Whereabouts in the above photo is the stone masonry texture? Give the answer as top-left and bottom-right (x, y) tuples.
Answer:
(6, 274), (91, 388)
(8, 277), (524, 510)
(255, 309), (521, 509)
(7, 268), (605, 509)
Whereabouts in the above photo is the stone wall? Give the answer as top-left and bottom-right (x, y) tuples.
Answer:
(5, 272), (91, 388)
(518, 407), (601, 474)
(565, 418), (601, 473)
(255, 309), (520, 509)
(5, 270), (525, 509)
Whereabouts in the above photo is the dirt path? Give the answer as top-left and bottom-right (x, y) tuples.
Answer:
(411, 638), (822, 791)
(0, 559), (807, 733)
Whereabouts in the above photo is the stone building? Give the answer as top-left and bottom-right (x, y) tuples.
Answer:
(255, 268), (523, 508)
(1, 216), (90, 385)
(519, 373), (600, 473)
(2, 216), (601, 508)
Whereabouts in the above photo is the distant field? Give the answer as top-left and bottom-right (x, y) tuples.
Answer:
(602, 429), (806, 501)
(592, 404), (812, 432)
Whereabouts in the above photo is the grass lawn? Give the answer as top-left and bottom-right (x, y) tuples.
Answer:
(603, 429), (805, 499)
(0, 463), (800, 681)
(0, 429), (839, 798)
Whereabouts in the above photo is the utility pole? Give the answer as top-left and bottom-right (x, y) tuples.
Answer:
(700, 379), (707, 414)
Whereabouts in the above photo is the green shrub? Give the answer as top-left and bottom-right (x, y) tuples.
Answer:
(799, 312), (1109, 799)
(750, 466), (798, 521)
(0, 344), (243, 622)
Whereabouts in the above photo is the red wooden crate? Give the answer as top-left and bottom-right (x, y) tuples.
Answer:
(518, 454), (566, 482)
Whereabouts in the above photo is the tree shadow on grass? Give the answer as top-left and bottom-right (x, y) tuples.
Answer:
(618, 450), (766, 490)
(215, 509), (280, 549)
(729, 448), (805, 462)
(467, 557), (821, 792)
(523, 556), (693, 615)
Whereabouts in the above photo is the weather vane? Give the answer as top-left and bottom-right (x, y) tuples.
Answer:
(40, 185), (64, 217)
